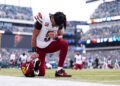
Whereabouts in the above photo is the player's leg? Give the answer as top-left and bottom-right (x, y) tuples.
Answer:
(46, 39), (68, 67)
(46, 39), (72, 77)
(36, 48), (46, 76)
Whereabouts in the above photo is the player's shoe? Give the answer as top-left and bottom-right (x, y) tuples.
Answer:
(55, 69), (72, 77)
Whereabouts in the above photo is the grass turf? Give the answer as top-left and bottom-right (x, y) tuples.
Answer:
(0, 68), (120, 85)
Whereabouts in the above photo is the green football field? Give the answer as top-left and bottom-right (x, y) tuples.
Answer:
(0, 68), (120, 85)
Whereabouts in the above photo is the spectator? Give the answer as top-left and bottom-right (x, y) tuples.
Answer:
(19, 53), (27, 64)
(114, 59), (120, 69)
(9, 52), (16, 67)
(69, 59), (74, 68)
(73, 51), (83, 70)
(93, 57), (99, 69)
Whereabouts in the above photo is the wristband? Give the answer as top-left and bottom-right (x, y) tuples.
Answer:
(32, 47), (37, 52)
(54, 36), (63, 40)
(54, 37), (59, 40)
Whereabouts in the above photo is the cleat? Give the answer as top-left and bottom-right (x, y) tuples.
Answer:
(55, 69), (72, 77)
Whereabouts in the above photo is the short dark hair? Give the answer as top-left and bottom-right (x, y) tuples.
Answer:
(53, 12), (67, 29)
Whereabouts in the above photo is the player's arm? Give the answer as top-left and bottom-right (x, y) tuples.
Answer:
(31, 21), (42, 49)
(58, 28), (64, 36)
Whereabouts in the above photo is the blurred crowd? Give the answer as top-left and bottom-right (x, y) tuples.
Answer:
(0, 22), (34, 33)
(91, 1), (120, 19)
(0, 48), (29, 68)
(81, 21), (120, 40)
(0, 4), (34, 33)
(79, 1), (120, 70)
(82, 50), (120, 69)
(0, 48), (120, 70)
(0, 4), (33, 20)
(81, 1), (120, 40)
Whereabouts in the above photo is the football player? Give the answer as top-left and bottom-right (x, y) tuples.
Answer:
(31, 11), (71, 77)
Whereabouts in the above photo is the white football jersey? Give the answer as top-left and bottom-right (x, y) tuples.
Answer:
(35, 13), (59, 48)
(20, 54), (27, 63)
(75, 54), (82, 64)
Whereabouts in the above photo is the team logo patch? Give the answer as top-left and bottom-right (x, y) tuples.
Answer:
(21, 66), (27, 74)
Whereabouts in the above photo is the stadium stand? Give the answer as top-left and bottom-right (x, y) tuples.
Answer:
(0, 4), (33, 20)
(81, 1), (120, 44)
(78, 0), (120, 69)
(90, 1), (120, 19)
(0, 4), (34, 67)
(0, 4), (34, 33)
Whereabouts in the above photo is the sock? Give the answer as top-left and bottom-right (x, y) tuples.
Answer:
(57, 67), (62, 71)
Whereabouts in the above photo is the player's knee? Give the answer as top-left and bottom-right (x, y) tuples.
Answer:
(60, 39), (68, 47)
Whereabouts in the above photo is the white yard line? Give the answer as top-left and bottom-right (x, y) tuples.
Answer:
(0, 76), (119, 86)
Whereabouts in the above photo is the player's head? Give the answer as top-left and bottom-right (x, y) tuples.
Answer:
(50, 11), (67, 29)
(22, 52), (25, 56)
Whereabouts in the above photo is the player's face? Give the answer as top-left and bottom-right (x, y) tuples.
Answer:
(50, 16), (56, 26)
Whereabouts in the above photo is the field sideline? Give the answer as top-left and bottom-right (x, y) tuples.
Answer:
(0, 68), (120, 85)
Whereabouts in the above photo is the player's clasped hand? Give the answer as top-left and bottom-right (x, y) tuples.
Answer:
(47, 31), (57, 39)
(30, 52), (39, 60)
(28, 48), (39, 60)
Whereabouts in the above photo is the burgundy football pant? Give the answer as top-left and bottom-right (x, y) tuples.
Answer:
(37, 39), (68, 76)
